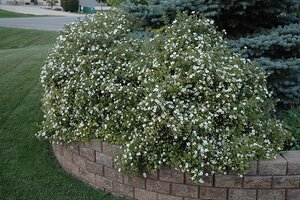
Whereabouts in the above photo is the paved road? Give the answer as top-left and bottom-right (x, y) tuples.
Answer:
(0, 16), (84, 31)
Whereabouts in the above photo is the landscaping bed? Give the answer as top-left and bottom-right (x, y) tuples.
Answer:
(37, 2), (300, 199)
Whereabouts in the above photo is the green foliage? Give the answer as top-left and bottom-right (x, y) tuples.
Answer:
(123, 0), (300, 107)
(228, 23), (300, 106)
(106, 0), (125, 6)
(122, 0), (300, 34)
(38, 11), (289, 183)
(61, 0), (79, 12)
(282, 106), (300, 150)
(96, 0), (125, 6)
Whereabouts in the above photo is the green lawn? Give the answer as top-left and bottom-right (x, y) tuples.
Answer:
(0, 27), (118, 200)
(0, 9), (39, 18)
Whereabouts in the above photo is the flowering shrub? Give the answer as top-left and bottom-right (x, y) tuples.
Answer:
(38, 11), (290, 183)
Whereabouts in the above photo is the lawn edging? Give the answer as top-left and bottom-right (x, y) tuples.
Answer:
(53, 140), (300, 200)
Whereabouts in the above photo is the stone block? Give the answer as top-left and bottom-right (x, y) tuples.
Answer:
(124, 176), (146, 189)
(287, 189), (300, 200)
(159, 167), (184, 183)
(69, 142), (80, 154)
(257, 189), (285, 200)
(96, 174), (113, 191)
(146, 179), (171, 194)
(200, 187), (227, 200)
(62, 147), (73, 161)
(171, 183), (198, 198)
(61, 158), (80, 177)
(215, 175), (243, 188)
(86, 160), (104, 176)
(54, 153), (63, 164)
(157, 193), (183, 200)
(113, 181), (134, 198)
(53, 144), (63, 156)
(147, 171), (158, 179)
(110, 191), (124, 198)
(102, 142), (119, 157)
(185, 174), (213, 187)
(72, 153), (86, 169)
(281, 151), (300, 175)
(245, 161), (258, 175)
(104, 166), (123, 183)
(96, 152), (113, 168)
(87, 139), (103, 152)
(273, 175), (300, 188)
(243, 176), (272, 188)
(228, 189), (256, 200)
(79, 168), (96, 184)
(79, 146), (95, 162)
(135, 188), (157, 200)
(258, 155), (287, 175)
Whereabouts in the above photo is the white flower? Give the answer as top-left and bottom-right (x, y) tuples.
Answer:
(142, 173), (147, 178)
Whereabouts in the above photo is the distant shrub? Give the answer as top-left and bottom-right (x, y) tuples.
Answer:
(38, 11), (289, 183)
(61, 0), (79, 12)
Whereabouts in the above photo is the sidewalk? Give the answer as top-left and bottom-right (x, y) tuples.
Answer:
(0, 5), (84, 16)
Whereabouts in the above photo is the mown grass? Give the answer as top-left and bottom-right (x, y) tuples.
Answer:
(0, 27), (118, 200)
(0, 27), (58, 49)
(0, 9), (38, 18)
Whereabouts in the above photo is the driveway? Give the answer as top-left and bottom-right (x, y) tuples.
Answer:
(0, 16), (84, 31)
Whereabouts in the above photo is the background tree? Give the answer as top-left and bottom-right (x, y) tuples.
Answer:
(61, 0), (79, 12)
(122, 0), (300, 108)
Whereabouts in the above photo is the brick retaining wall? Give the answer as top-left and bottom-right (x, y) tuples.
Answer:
(52, 140), (300, 200)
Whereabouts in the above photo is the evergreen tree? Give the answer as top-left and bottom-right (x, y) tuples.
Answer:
(228, 23), (300, 106)
(61, 0), (79, 12)
(122, 0), (300, 107)
(123, 0), (299, 35)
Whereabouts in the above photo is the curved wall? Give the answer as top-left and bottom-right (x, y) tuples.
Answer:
(52, 140), (300, 200)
